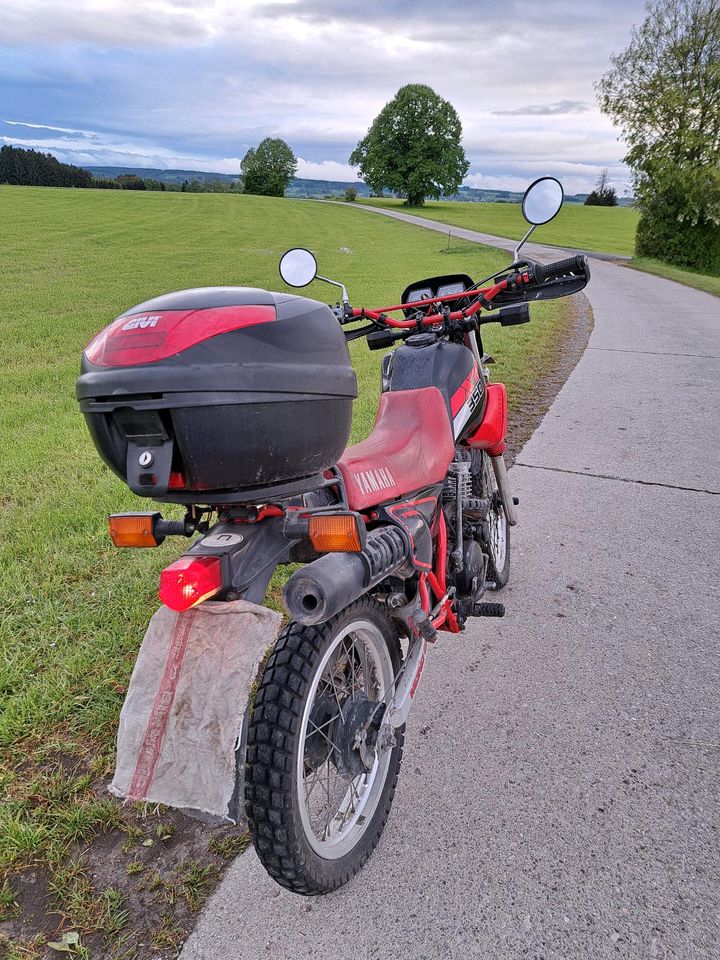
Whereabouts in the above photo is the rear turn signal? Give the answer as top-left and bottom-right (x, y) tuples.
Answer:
(159, 556), (223, 612)
(308, 513), (365, 553)
(109, 513), (161, 548)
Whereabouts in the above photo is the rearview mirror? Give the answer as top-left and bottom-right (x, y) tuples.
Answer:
(279, 248), (317, 288)
(521, 177), (564, 226)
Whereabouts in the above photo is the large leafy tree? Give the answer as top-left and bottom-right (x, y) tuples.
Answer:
(596, 0), (720, 272)
(240, 138), (297, 197)
(350, 85), (469, 206)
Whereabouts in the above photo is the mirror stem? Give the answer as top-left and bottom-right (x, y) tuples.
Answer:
(317, 275), (349, 305)
(513, 223), (536, 262)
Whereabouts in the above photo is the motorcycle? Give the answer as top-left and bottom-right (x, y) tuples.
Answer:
(77, 176), (589, 895)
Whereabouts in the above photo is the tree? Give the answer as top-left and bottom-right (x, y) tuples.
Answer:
(240, 138), (297, 197)
(92, 177), (122, 189)
(585, 169), (618, 206)
(596, 0), (720, 272)
(344, 185), (358, 202)
(116, 174), (146, 190)
(349, 84), (469, 206)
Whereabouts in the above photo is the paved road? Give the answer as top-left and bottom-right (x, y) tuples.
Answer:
(182, 215), (720, 960)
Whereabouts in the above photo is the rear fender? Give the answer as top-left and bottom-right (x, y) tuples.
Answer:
(186, 517), (290, 605)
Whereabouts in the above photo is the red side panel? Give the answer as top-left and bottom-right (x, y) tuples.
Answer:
(467, 382), (507, 457)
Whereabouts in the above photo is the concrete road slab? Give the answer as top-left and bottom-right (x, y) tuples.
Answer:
(517, 349), (720, 491)
(586, 260), (720, 358)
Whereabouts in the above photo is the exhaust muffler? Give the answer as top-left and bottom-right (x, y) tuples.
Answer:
(284, 526), (411, 625)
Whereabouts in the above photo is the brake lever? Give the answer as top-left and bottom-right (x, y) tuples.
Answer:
(332, 303), (356, 324)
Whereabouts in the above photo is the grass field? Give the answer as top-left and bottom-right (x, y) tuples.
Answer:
(355, 198), (720, 298)
(358, 196), (640, 257)
(624, 257), (720, 297)
(0, 185), (578, 958)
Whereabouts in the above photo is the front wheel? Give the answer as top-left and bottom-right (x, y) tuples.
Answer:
(477, 452), (510, 588)
(245, 597), (404, 895)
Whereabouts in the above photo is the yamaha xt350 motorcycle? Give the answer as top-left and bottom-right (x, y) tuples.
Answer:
(77, 177), (589, 894)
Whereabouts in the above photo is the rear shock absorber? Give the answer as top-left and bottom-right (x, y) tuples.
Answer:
(443, 460), (472, 570)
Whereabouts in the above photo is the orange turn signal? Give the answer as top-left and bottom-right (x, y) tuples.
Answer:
(108, 513), (161, 548)
(308, 513), (365, 553)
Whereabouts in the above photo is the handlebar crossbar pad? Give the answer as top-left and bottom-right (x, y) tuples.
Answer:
(533, 255), (589, 285)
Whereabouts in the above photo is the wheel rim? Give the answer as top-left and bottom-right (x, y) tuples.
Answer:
(296, 619), (395, 860)
(484, 457), (507, 573)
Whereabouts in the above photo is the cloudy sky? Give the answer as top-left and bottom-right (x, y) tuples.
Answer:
(0, 0), (646, 193)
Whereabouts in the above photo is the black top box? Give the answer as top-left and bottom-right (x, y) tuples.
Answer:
(77, 286), (357, 504)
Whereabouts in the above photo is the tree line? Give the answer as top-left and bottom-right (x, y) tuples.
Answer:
(0, 145), (94, 188)
(0, 148), (247, 193)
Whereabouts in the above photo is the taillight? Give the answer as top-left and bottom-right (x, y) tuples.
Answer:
(168, 471), (186, 490)
(85, 304), (276, 367)
(159, 556), (223, 612)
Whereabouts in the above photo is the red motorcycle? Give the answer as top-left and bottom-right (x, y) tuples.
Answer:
(78, 177), (589, 894)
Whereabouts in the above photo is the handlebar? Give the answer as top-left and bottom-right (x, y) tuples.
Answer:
(343, 253), (590, 346)
(531, 255), (589, 285)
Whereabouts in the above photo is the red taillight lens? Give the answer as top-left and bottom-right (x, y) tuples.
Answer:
(167, 471), (186, 490)
(159, 555), (223, 612)
(85, 304), (276, 367)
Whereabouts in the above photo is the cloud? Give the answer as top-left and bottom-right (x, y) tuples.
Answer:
(296, 158), (357, 181)
(492, 101), (591, 117)
(4, 119), (96, 134)
(0, 0), (219, 47)
(0, 0), (645, 192)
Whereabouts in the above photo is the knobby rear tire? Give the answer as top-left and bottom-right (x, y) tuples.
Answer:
(245, 597), (404, 895)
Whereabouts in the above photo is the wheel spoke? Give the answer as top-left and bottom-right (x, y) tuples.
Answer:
(328, 674), (345, 720)
(307, 713), (339, 748)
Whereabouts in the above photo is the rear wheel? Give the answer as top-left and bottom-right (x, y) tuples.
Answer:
(245, 597), (404, 895)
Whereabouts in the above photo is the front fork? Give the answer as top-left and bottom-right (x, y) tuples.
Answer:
(491, 454), (518, 527)
(472, 329), (518, 529)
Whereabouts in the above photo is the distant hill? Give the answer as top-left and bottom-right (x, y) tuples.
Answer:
(83, 165), (633, 205)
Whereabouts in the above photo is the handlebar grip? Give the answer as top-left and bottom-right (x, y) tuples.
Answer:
(367, 329), (399, 351)
(499, 304), (530, 326)
(532, 255), (589, 285)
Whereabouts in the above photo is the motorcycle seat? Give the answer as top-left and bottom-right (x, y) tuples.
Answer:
(337, 387), (455, 511)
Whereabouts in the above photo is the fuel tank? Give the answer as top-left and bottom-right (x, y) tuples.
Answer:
(384, 334), (485, 440)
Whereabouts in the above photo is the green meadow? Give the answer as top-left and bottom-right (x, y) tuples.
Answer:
(358, 195), (640, 256)
(355, 197), (719, 296)
(0, 186), (575, 956)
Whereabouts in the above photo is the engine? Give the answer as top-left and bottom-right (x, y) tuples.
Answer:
(442, 452), (494, 622)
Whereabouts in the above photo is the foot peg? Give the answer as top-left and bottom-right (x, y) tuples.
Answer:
(472, 602), (505, 618)
(411, 610), (438, 643)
